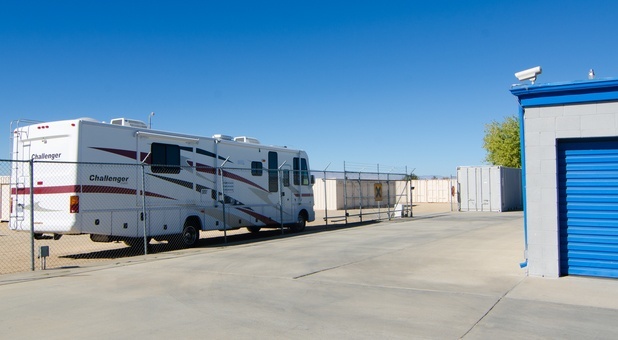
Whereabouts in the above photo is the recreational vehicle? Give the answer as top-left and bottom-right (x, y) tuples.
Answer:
(10, 117), (315, 247)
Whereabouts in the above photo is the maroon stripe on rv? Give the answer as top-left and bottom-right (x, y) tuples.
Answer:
(91, 147), (136, 160)
(194, 162), (216, 175)
(194, 163), (267, 192)
(12, 185), (173, 200)
(223, 169), (267, 192)
(81, 185), (173, 199)
(81, 185), (137, 195)
(11, 185), (81, 195)
(237, 207), (278, 225)
(144, 191), (174, 199)
(90, 147), (151, 163)
(294, 193), (314, 197)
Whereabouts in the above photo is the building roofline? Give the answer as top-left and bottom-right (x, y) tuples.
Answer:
(510, 78), (618, 108)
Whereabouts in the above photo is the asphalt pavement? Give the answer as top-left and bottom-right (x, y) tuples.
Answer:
(1, 210), (617, 339)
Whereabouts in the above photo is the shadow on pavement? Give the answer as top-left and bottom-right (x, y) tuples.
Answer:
(59, 219), (387, 260)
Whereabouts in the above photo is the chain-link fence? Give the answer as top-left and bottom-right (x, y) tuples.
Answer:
(1, 159), (420, 275)
(312, 170), (414, 224)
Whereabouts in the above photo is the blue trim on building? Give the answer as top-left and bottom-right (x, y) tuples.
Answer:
(510, 78), (618, 107)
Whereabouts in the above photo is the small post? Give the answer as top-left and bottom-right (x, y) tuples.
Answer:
(39, 246), (49, 270)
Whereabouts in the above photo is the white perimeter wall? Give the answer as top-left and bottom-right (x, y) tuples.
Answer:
(409, 179), (456, 203)
(525, 101), (618, 277)
(314, 178), (454, 210)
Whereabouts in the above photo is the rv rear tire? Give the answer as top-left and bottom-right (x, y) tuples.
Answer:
(179, 224), (199, 247)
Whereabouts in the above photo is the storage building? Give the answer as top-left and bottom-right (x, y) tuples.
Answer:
(511, 77), (618, 279)
(457, 166), (522, 212)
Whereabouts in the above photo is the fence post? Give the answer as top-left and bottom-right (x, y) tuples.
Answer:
(141, 164), (148, 255)
(218, 156), (230, 243)
(323, 164), (330, 226)
(280, 169), (284, 234)
(278, 163), (286, 235)
(358, 172), (363, 223)
(343, 165), (348, 224)
(377, 165), (381, 220)
(29, 159), (35, 271)
(221, 167), (227, 243)
(386, 173), (390, 220)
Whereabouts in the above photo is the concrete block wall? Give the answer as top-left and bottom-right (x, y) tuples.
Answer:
(524, 101), (618, 277)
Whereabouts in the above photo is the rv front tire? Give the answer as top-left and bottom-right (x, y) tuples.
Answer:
(290, 213), (307, 233)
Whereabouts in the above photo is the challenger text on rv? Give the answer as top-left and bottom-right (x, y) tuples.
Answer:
(31, 152), (62, 160)
(89, 175), (129, 184)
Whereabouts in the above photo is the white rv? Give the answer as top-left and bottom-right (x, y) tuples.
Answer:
(10, 117), (315, 247)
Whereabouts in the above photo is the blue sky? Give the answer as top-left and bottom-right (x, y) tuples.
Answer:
(2, 1), (618, 176)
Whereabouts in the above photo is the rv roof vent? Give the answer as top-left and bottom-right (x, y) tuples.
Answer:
(212, 134), (234, 141)
(234, 136), (260, 144)
(110, 118), (148, 129)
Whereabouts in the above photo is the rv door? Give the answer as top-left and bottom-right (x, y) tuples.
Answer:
(279, 164), (294, 222)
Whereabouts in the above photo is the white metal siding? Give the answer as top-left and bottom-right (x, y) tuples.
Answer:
(457, 166), (522, 212)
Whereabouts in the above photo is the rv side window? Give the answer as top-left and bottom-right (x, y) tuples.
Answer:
(293, 158), (300, 185)
(151, 143), (181, 174)
(251, 161), (263, 176)
(301, 158), (309, 185)
(293, 157), (310, 186)
(268, 151), (278, 192)
(283, 170), (290, 187)
(212, 190), (232, 204)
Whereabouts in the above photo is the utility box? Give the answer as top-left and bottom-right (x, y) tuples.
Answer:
(457, 166), (522, 212)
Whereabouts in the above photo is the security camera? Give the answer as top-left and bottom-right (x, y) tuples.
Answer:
(514, 66), (542, 83)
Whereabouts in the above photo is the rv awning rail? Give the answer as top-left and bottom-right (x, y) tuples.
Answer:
(135, 131), (199, 144)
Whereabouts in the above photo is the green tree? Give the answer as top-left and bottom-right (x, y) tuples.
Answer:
(404, 172), (419, 180)
(483, 115), (521, 168)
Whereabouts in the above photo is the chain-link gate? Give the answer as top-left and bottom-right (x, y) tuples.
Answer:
(312, 170), (412, 225)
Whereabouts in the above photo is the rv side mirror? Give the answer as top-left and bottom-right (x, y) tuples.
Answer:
(311, 175), (315, 185)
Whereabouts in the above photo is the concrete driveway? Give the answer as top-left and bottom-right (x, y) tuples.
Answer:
(1, 211), (617, 339)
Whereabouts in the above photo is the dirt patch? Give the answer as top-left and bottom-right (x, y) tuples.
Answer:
(0, 203), (455, 275)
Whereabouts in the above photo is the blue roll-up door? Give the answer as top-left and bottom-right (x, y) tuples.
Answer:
(558, 138), (618, 278)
